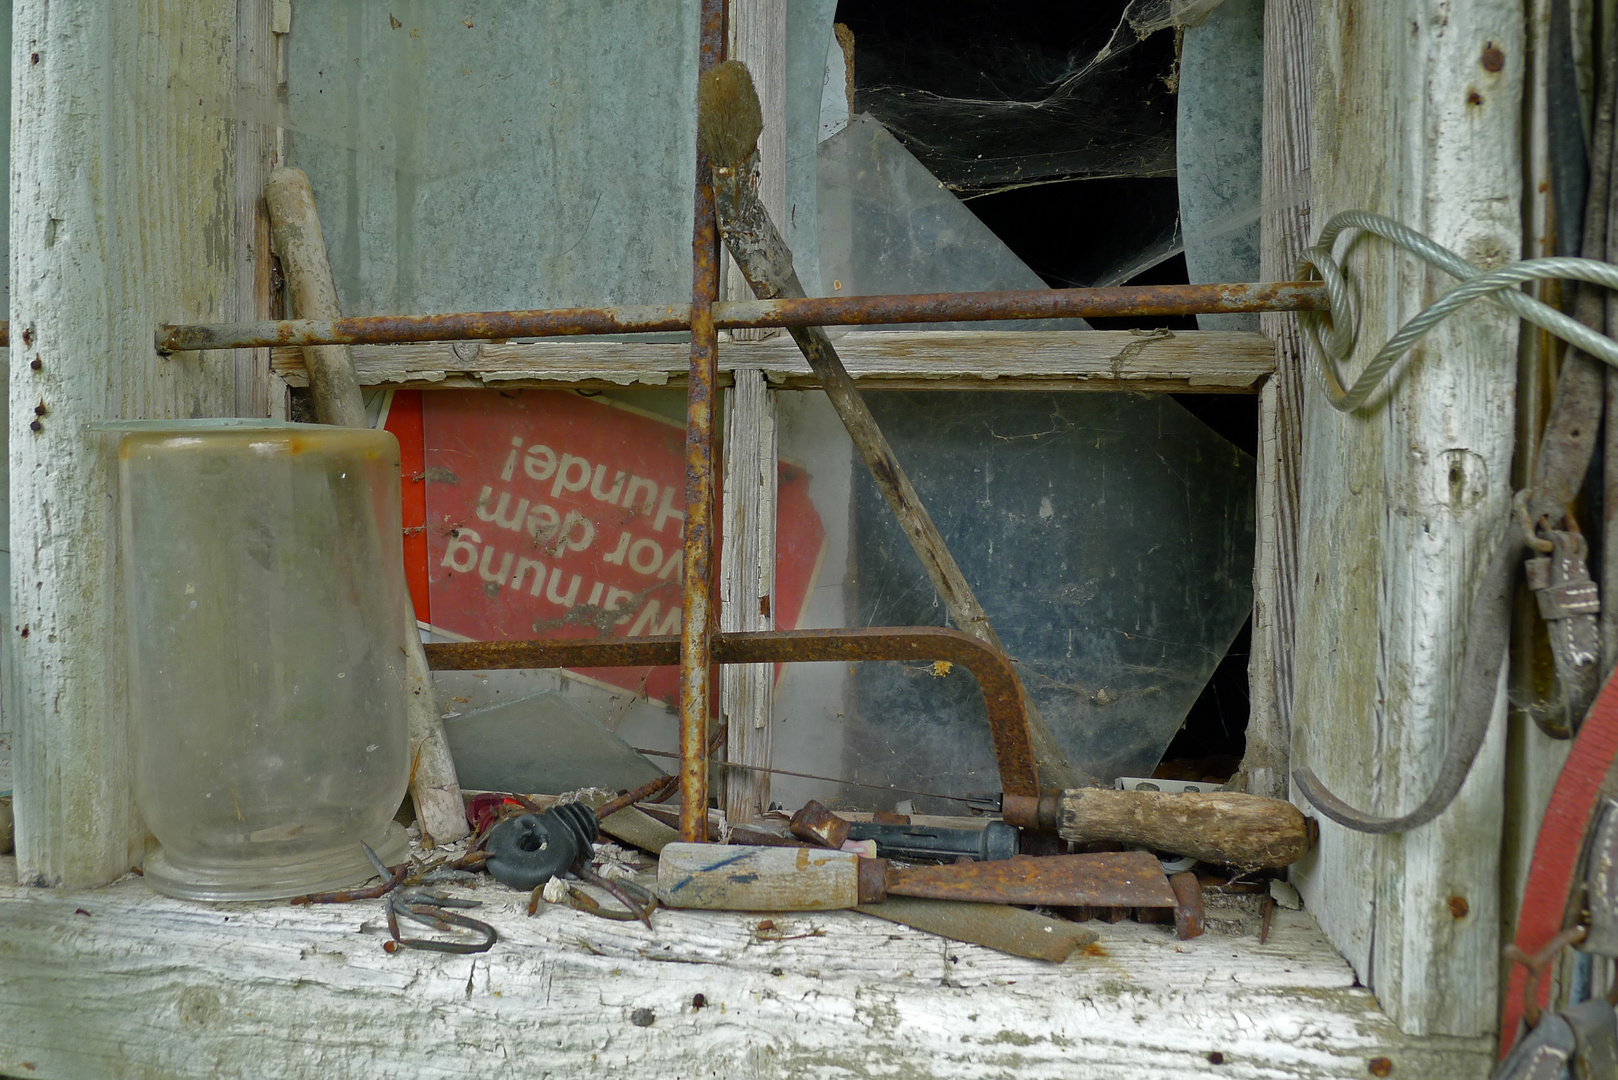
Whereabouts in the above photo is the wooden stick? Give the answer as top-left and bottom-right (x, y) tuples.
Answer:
(706, 150), (1086, 791)
(264, 167), (469, 845)
(1056, 788), (1311, 871)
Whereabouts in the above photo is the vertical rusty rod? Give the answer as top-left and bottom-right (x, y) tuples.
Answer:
(679, 1), (726, 843)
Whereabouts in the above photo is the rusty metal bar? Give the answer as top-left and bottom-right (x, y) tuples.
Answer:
(677, 0), (726, 844)
(421, 627), (1041, 805)
(152, 281), (1329, 353)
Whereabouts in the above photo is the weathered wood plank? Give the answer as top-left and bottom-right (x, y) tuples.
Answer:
(1244, 0), (1313, 800)
(724, 0), (787, 342)
(9, 1), (271, 886)
(719, 368), (777, 822)
(230, 0), (280, 418)
(1289, 0), (1522, 1037)
(0, 871), (1494, 1079)
(269, 329), (1277, 392)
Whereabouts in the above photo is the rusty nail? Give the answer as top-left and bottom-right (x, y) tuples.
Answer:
(28, 419), (42, 433)
(29, 358), (41, 371)
(1447, 895), (1469, 919)
(1169, 871), (1206, 940)
(1368, 1057), (1393, 1077)
(1481, 43), (1505, 72)
(1207, 1051), (1225, 1065)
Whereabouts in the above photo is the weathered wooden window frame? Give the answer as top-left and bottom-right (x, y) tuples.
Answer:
(266, 326), (1284, 823)
(2, 0), (1526, 1052)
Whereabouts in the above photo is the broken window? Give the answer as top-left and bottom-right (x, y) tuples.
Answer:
(280, 0), (1265, 805)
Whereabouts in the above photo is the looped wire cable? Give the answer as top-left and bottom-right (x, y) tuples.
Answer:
(1296, 210), (1618, 411)
(1288, 210), (1618, 832)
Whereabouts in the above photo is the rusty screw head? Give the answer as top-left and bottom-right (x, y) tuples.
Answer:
(691, 993), (707, 1010)
(1369, 1056), (1393, 1077)
(1480, 43), (1505, 72)
(1447, 895), (1469, 919)
(1207, 1051), (1226, 1065)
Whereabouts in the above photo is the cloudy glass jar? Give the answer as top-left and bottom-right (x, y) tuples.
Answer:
(118, 421), (411, 900)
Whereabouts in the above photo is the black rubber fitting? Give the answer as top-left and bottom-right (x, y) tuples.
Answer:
(483, 802), (600, 890)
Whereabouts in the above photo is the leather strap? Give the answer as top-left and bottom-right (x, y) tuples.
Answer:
(1500, 662), (1618, 1054)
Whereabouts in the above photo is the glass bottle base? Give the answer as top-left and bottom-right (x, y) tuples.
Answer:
(142, 821), (410, 902)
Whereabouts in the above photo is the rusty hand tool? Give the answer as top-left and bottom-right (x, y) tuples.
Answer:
(426, 628), (1047, 821)
(1008, 788), (1314, 871)
(656, 843), (1175, 912)
(428, 632), (1311, 868)
(846, 820), (1020, 863)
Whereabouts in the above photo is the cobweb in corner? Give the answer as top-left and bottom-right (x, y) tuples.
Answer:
(844, 0), (1228, 196)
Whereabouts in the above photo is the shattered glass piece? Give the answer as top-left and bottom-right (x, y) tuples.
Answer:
(843, 391), (1254, 801)
(817, 117), (1088, 331)
(1177, 0), (1263, 330)
(443, 690), (664, 797)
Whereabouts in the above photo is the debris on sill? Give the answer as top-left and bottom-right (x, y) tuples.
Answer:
(286, 782), (1308, 963)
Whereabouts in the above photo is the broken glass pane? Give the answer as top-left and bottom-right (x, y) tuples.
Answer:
(770, 390), (1254, 812)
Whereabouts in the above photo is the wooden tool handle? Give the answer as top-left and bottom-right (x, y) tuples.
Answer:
(1057, 789), (1311, 870)
(658, 843), (886, 911)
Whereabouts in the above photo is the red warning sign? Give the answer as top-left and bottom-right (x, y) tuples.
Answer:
(384, 389), (825, 704)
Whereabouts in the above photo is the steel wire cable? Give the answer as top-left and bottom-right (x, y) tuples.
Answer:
(1289, 210), (1618, 833)
(1296, 210), (1618, 411)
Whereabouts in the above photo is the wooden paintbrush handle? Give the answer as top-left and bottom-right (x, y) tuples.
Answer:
(1056, 789), (1312, 870)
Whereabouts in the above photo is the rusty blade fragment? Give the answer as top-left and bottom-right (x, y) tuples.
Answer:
(885, 851), (1175, 908)
(789, 800), (852, 849)
(855, 897), (1099, 963)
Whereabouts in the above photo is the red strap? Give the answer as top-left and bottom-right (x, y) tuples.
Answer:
(1500, 661), (1618, 1055)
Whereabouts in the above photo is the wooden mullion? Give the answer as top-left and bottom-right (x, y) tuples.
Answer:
(718, 367), (778, 823)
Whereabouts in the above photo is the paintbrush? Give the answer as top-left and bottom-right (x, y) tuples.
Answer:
(696, 60), (1088, 792)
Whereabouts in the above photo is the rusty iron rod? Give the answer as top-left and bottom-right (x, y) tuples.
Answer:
(152, 281), (1328, 353)
(677, 0), (726, 844)
(421, 627), (1041, 807)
